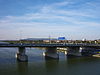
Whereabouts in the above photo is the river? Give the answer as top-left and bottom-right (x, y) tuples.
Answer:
(0, 48), (100, 75)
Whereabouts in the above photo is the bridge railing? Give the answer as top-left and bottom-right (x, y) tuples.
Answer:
(0, 43), (100, 47)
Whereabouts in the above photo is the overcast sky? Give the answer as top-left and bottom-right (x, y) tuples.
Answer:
(0, 0), (100, 40)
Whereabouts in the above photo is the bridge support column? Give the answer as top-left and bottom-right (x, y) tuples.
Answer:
(81, 47), (98, 56)
(67, 47), (82, 56)
(45, 47), (59, 59)
(16, 47), (28, 62)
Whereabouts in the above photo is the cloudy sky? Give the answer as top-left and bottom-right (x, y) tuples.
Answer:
(0, 0), (100, 40)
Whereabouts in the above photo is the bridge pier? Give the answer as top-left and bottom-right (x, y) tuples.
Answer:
(67, 47), (82, 56)
(81, 47), (98, 56)
(16, 47), (28, 62)
(45, 47), (59, 59)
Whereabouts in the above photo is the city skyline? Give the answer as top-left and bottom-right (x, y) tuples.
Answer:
(0, 0), (100, 40)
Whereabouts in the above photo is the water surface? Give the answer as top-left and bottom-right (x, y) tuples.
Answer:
(0, 48), (100, 75)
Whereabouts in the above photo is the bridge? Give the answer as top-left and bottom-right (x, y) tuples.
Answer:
(0, 43), (100, 47)
(0, 43), (100, 62)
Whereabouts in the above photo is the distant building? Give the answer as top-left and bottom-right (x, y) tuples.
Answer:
(57, 37), (66, 43)
(82, 38), (86, 41)
(96, 39), (100, 43)
(58, 37), (66, 40)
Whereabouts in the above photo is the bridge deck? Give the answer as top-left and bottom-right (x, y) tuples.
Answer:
(0, 43), (100, 48)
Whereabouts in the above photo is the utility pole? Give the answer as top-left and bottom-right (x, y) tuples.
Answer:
(19, 30), (22, 44)
(49, 35), (51, 44)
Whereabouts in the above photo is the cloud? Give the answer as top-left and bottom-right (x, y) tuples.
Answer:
(51, 1), (72, 7)
(0, 1), (100, 40)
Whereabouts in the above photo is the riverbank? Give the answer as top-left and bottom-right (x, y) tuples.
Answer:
(93, 54), (100, 57)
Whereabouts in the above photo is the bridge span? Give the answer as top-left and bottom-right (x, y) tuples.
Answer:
(0, 43), (100, 47)
(0, 43), (100, 62)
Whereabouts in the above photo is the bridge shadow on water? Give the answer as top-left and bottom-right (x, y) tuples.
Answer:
(45, 57), (59, 74)
(17, 61), (28, 75)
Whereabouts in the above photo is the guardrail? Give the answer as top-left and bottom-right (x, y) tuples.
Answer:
(0, 43), (100, 47)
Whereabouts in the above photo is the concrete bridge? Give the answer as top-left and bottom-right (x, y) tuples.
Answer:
(0, 43), (100, 62)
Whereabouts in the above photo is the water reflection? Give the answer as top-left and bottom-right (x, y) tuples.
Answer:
(66, 56), (100, 75)
(0, 48), (100, 75)
(45, 58), (59, 75)
(17, 61), (28, 75)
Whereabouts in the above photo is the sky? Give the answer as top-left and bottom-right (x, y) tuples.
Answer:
(0, 0), (100, 40)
